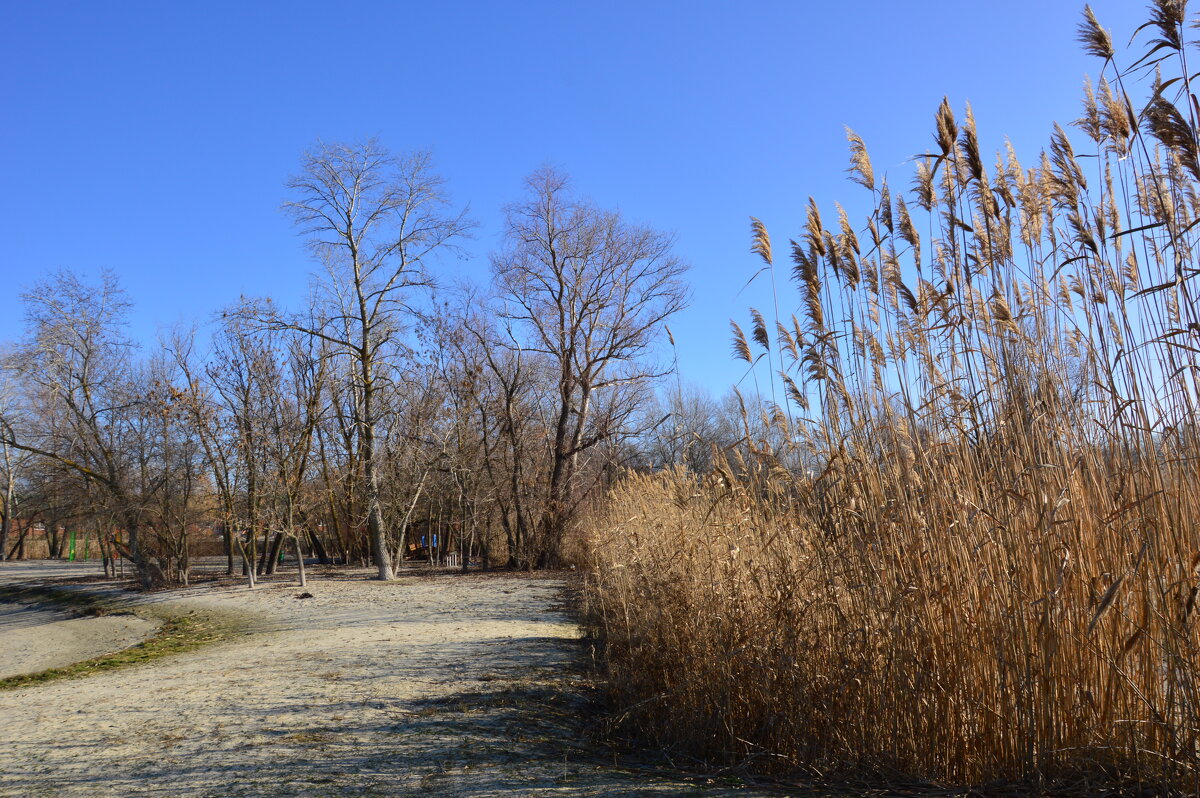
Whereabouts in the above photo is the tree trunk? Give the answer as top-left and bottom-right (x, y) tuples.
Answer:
(307, 527), (330, 565)
(47, 520), (61, 559)
(361, 362), (394, 581)
(499, 503), (516, 568)
(0, 497), (10, 564)
(223, 518), (234, 575)
(0, 449), (13, 562)
(293, 534), (307, 588)
(256, 528), (272, 575)
(264, 532), (285, 576)
(235, 534), (256, 589)
(9, 524), (28, 560)
(115, 515), (167, 589)
(96, 521), (112, 579)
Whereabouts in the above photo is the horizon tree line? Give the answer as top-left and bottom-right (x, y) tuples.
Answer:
(0, 146), (692, 587)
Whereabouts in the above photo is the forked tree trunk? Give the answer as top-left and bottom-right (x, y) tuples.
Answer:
(235, 534), (255, 589)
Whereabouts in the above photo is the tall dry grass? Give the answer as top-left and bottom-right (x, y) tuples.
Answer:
(585, 3), (1200, 791)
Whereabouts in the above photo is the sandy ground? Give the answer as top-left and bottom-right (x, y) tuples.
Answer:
(0, 561), (760, 797)
(0, 602), (158, 680)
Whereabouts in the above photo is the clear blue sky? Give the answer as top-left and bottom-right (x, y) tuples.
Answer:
(0, 1), (1148, 393)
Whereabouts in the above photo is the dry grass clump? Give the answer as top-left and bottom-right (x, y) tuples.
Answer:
(585, 3), (1200, 791)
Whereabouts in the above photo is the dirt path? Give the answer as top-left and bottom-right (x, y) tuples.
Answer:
(0, 562), (755, 797)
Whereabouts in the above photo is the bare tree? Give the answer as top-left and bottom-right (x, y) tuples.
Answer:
(204, 317), (279, 584)
(171, 328), (240, 576)
(0, 438), (17, 561)
(258, 330), (326, 586)
(636, 383), (740, 474)
(492, 168), (689, 565)
(313, 350), (366, 565)
(141, 355), (206, 585)
(267, 140), (470, 580)
(377, 362), (442, 566)
(445, 298), (546, 568)
(0, 385), (32, 562)
(0, 271), (168, 586)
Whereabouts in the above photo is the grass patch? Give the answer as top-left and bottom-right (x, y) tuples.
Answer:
(0, 584), (239, 691)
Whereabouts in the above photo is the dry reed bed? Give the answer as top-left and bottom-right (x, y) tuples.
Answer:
(585, 3), (1200, 792)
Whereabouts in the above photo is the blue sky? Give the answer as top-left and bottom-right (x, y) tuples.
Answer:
(0, 1), (1149, 393)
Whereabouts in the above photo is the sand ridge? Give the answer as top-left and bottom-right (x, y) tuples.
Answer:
(0, 600), (159, 680)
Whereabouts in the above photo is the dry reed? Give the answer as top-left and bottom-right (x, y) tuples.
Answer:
(584, 3), (1200, 792)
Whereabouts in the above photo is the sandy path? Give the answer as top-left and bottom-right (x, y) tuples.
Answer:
(0, 562), (751, 797)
